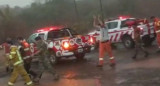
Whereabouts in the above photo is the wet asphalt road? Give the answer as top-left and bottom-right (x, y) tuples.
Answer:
(1, 43), (160, 86)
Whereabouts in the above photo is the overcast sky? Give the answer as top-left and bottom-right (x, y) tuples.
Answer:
(0, 0), (34, 7)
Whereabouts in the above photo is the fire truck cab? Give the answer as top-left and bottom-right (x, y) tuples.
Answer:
(88, 16), (156, 48)
(28, 26), (91, 64)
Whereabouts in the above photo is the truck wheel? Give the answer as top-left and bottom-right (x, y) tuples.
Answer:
(50, 53), (60, 65)
(75, 53), (85, 61)
(122, 36), (135, 49)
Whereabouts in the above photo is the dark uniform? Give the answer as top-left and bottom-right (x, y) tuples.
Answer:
(33, 36), (59, 83)
(132, 24), (149, 59)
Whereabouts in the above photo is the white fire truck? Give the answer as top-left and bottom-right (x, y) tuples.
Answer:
(28, 26), (92, 64)
(88, 16), (156, 48)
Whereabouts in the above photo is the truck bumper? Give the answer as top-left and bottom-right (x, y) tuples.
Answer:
(56, 47), (84, 57)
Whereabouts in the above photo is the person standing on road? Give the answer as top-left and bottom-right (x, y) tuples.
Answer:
(31, 36), (59, 84)
(150, 16), (160, 51)
(93, 15), (116, 67)
(1, 38), (13, 72)
(132, 21), (149, 59)
(17, 37), (37, 79)
(7, 42), (33, 86)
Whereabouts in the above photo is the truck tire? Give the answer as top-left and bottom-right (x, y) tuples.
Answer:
(75, 53), (85, 61)
(122, 35), (135, 49)
(49, 53), (60, 65)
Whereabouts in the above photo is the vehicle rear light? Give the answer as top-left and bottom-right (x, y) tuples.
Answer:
(90, 37), (94, 43)
(63, 41), (70, 49)
(119, 16), (130, 20)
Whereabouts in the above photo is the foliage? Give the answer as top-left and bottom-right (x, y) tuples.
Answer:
(1, 0), (160, 43)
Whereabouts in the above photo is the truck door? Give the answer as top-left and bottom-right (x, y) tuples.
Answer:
(120, 19), (135, 40)
(106, 21), (120, 43)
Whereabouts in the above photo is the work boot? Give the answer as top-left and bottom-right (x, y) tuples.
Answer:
(109, 62), (116, 68)
(132, 55), (137, 60)
(33, 77), (40, 84)
(144, 52), (149, 58)
(53, 74), (60, 81)
(109, 59), (116, 67)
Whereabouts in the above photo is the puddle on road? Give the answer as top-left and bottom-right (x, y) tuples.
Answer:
(116, 68), (160, 86)
(39, 79), (101, 86)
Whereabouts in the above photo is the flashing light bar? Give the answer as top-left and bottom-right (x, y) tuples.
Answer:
(36, 26), (63, 33)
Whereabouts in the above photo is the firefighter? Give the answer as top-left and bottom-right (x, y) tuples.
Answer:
(150, 16), (160, 50)
(17, 37), (37, 79)
(1, 38), (13, 72)
(7, 43), (33, 86)
(93, 15), (116, 67)
(132, 21), (149, 59)
(31, 36), (59, 84)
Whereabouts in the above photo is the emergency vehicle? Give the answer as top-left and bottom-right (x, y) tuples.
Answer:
(28, 26), (92, 64)
(88, 16), (156, 48)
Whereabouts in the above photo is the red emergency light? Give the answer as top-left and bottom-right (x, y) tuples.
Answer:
(63, 41), (70, 49)
(36, 26), (63, 33)
(119, 16), (130, 20)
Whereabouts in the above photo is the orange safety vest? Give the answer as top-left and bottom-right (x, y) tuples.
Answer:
(154, 18), (160, 34)
(21, 41), (31, 60)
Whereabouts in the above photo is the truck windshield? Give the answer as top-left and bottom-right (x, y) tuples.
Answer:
(27, 34), (37, 43)
(48, 29), (70, 39)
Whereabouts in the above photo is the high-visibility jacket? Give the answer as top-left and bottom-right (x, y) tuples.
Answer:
(9, 45), (23, 66)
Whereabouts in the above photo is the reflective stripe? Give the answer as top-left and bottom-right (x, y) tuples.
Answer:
(10, 45), (17, 48)
(14, 61), (23, 66)
(26, 81), (33, 85)
(18, 46), (22, 50)
(23, 56), (31, 60)
(24, 48), (29, 51)
(156, 30), (160, 33)
(9, 55), (13, 59)
(8, 82), (14, 85)
(110, 57), (114, 60)
(13, 50), (23, 66)
(10, 52), (16, 54)
(16, 50), (23, 61)
(99, 58), (103, 60)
